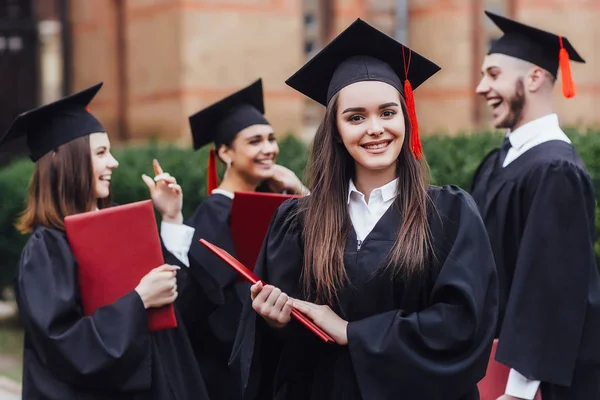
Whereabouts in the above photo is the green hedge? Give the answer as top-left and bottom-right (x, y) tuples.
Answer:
(1, 131), (599, 292)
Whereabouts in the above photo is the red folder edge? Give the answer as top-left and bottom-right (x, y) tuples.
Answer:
(477, 339), (542, 400)
(230, 191), (300, 272)
(65, 200), (177, 332)
(199, 238), (335, 343)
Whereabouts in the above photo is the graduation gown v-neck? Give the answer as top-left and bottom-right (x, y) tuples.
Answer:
(16, 225), (212, 400)
(470, 140), (600, 395)
(230, 185), (499, 400)
(174, 193), (249, 400)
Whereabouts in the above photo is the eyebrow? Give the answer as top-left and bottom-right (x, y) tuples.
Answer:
(94, 146), (108, 151)
(482, 66), (500, 75)
(245, 133), (273, 141)
(342, 102), (399, 114)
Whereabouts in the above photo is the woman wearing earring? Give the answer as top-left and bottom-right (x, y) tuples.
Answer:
(4, 82), (214, 399)
(230, 20), (499, 400)
(168, 78), (308, 400)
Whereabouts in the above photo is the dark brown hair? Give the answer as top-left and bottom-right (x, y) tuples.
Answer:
(16, 135), (112, 233)
(299, 93), (433, 303)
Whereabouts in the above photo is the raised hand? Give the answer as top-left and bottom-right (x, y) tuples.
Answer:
(142, 159), (183, 224)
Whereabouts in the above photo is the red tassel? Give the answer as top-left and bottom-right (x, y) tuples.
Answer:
(85, 106), (91, 112)
(559, 36), (575, 99)
(207, 148), (218, 195)
(404, 79), (422, 160)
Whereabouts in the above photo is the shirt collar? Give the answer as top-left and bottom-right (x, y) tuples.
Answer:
(211, 188), (234, 199)
(347, 178), (399, 204)
(508, 113), (560, 151)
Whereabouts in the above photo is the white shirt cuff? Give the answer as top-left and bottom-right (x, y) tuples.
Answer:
(505, 368), (541, 399)
(160, 221), (195, 268)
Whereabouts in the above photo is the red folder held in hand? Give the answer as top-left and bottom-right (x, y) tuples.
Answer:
(64, 200), (177, 332)
(230, 191), (300, 271)
(199, 238), (335, 343)
(477, 339), (542, 400)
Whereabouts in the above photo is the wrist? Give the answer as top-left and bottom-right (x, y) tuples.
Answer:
(162, 212), (183, 225)
(135, 288), (150, 309)
(339, 320), (349, 345)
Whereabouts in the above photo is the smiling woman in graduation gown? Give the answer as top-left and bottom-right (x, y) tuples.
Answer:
(169, 79), (308, 400)
(3, 82), (216, 399)
(230, 20), (498, 400)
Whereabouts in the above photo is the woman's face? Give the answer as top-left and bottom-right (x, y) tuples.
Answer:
(335, 81), (405, 177)
(220, 124), (280, 183)
(90, 132), (119, 199)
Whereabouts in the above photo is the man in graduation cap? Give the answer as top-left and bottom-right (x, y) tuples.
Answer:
(471, 11), (600, 400)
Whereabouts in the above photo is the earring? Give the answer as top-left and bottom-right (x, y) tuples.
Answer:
(226, 160), (232, 169)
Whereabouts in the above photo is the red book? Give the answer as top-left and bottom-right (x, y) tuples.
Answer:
(477, 339), (542, 400)
(230, 191), (300, 271)
(64, 200), (177, 332)
(199, 238), (335, 343)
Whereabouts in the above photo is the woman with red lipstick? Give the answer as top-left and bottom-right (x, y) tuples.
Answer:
(2, 82), (214, 399)
(230, 20), (499, 400)
(167, 78), (308, 400)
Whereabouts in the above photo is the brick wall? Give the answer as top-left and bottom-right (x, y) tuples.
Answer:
(69, 0), (600, 144)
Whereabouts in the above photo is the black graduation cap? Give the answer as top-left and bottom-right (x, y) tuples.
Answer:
(0, 82), (105, 162)
(188, 78), (270, 194)
(485, 10), (584, 98)
(188, 78), (269, 151)
(285, 18), (440, 159)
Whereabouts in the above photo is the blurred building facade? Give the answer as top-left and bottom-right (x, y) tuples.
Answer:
(1, 0), (599, 162)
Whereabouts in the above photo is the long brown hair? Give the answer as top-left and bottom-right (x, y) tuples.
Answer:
(16, 135), (112, 233)
(299, 94), (433, 303)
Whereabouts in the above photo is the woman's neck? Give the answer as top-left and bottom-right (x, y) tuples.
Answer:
(354, 164), (397, 203)
(218, 170), (258, 193)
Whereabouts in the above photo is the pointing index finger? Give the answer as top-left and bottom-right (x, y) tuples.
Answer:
(153, 159), (164, 176)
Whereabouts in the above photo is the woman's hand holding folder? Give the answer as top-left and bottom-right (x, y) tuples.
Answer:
(250, 281), (348, 344)
(251, 281), (294, 329)
(135, 264), (180, 309)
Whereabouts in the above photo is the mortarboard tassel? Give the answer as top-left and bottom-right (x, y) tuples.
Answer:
(559, 36), (575, 99)
(207, 147), (218, 195)
(402, 46), (422, 160)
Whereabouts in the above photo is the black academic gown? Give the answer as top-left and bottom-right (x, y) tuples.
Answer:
(16, 225), (215, 400)
(230, 185), (499, 400)
(471, 140), (600, 398)
(174, 193), (249, 400)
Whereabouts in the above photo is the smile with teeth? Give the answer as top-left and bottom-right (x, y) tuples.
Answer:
(362, 140), (391, 150)
(99, 175), (111, 181)
(256, 159), (274, 165)
(487, 98), (503, 109)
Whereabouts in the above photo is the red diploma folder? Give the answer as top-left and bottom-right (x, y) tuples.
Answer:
(230, 191), (300, 271)
(64, 200), (177, 332)
(477, 339), (542, 400)
(199, 238), (335, 343)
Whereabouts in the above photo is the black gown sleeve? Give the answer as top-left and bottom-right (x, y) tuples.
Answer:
(346, 186), (499, 399)
(17, 228), (152, 391)
(495, 160), (597, 386)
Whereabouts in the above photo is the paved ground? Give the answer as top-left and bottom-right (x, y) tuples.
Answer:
(0, 376), (20, 399)
(0, 302), (14, 320)
(0, 301), (21, 398)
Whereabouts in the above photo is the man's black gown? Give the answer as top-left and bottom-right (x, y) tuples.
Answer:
(471, 140), (600, 398)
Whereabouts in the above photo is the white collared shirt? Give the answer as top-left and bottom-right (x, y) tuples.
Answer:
(503, 113), (570, 167)
(503, 114), (569, 399)
(160, 189), (233, 267)
(347, 178), (399, 248)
